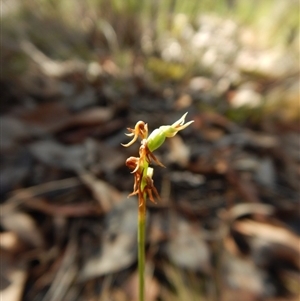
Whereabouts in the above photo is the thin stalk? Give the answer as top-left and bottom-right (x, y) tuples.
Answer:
(138, 199), (146, 301)
(138, 162), (148, 301)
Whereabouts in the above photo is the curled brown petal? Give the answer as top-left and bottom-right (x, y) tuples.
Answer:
(143, 176), (161, 204)
(139, 142), (165, 168)
(121, 121), (148, 147)
(126, 156), (139, 170)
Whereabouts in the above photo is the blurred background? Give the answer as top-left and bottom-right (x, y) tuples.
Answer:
(1, 0), (299, 300)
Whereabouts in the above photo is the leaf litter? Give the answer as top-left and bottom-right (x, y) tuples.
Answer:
(1, 10), (300, 301)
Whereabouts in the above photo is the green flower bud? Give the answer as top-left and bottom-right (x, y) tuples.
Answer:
(147, 128), (166, 152)
(146, 112), (193, 152)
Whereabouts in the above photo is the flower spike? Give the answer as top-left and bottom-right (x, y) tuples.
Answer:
(122, 113), (193, 301)
(123, 112), (193, 205)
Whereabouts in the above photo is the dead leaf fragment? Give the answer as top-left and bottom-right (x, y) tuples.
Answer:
(1, 117), (30, 151)
(222, 251), (268, 296)
(1, 211), (44, 248)
(0, 231), (27, 255)
(79, 172), (121, 213)
(79, 197), (138, 281)
(167, 135), (190, 167)
(165, 217), (211, 273)
(0, 256), (27, 301)
(234, 220), (300, 255)
(29, 140), (88, 171)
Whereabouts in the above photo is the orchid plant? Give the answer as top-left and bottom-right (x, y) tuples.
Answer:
(122, 112), (194, 301)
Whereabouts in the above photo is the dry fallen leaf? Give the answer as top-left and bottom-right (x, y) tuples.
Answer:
(0, 231), (28, 255)
(79, 172), (121, 213)
(167, 135), (190, 167)
(1, 117), (31, 151)
(234, 220), (300, 254)
(221, 250), (268, 297)
(0, 254), (27, 301)
(1, 211), (44, 248)
(165, 217), (211, 274)
(29, 140), (89, 171)
(19, 102), (113, 134)
(79, 197), (138, 281)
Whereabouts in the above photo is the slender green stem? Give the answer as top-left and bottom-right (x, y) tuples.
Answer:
(138, 160), (148, 301)
(138, 159), (149, 301)
(138, 200), (146, 301)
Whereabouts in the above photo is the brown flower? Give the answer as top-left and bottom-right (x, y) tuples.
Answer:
(123, 113), (193, 207)
(121, 121), (148, 147)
